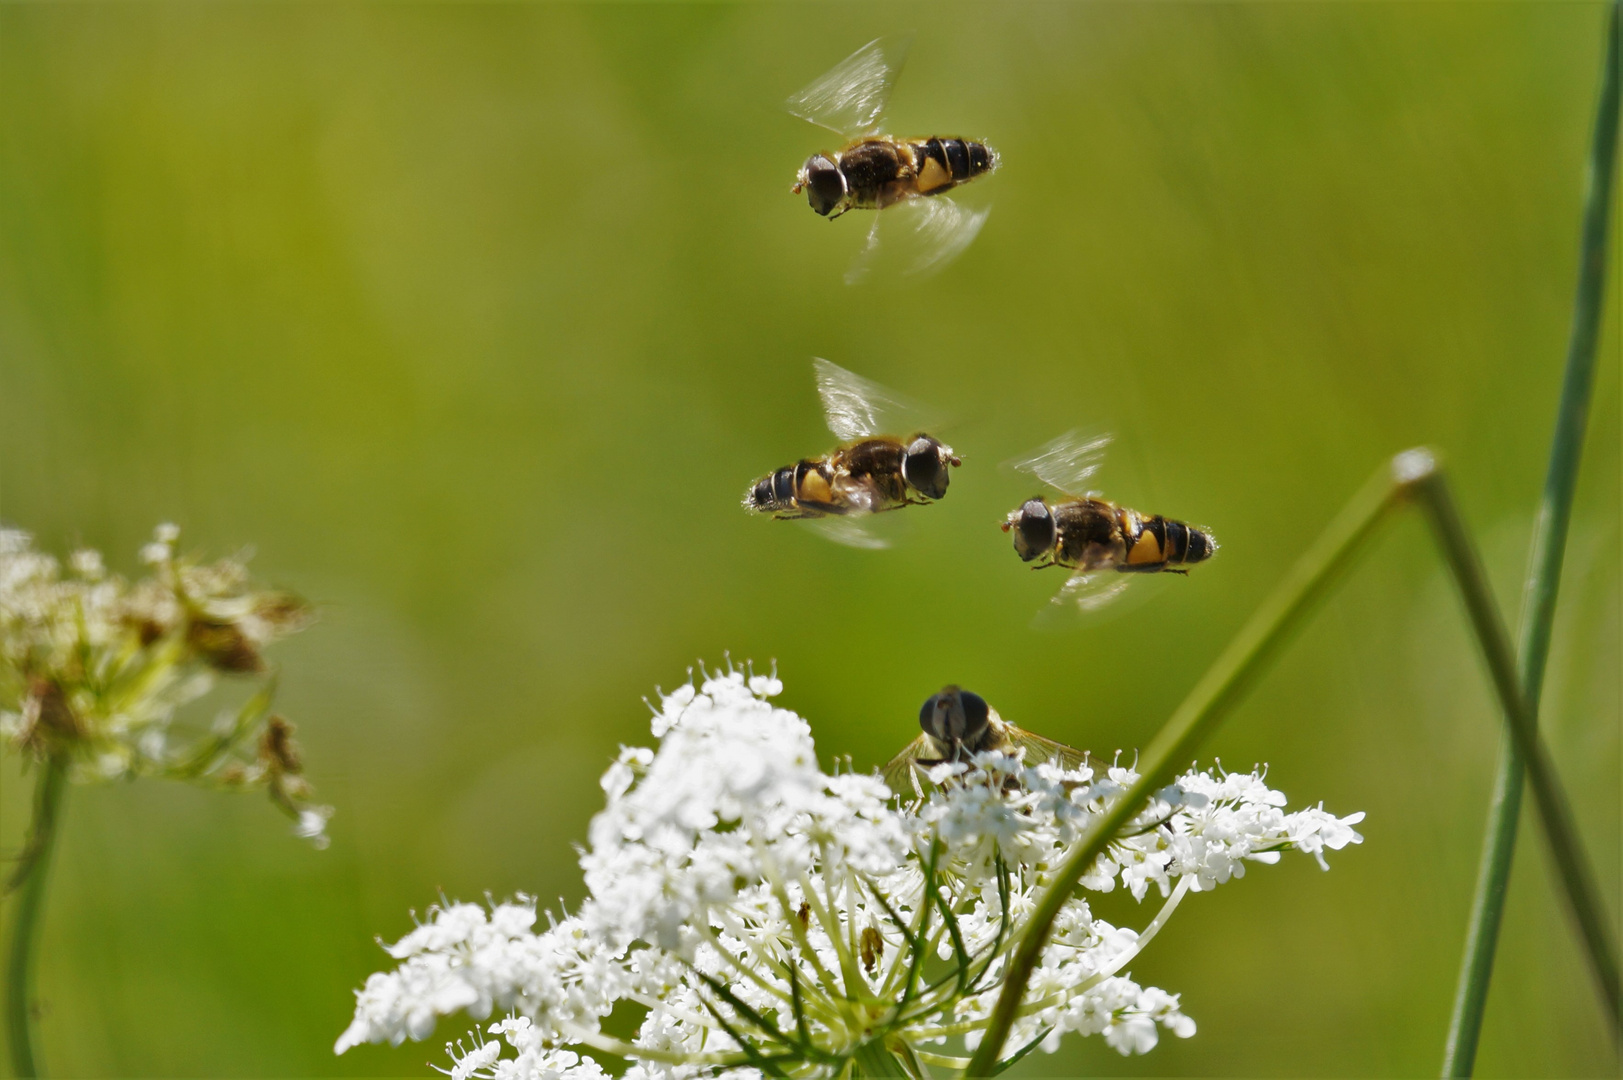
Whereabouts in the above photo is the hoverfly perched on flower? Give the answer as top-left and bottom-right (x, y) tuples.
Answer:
(787, 36), (999, 282)
(744, 358), (959, 549)
(882, 685), (1100, 799)
(1003, 431), (1218, 615)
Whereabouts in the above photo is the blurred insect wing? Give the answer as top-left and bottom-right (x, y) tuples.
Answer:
(1028, 572), (1136, 630)
(786, 35), (912, 138)
(845, 197), (991, 285)
(1057, 571), (1133, 612)
(813, 357), (925, 442)
(805, 515), (890, 550)
(881, 732), (937, 798)
(1008, 430), (1113, 496)
(900, 198), (990, 277)
(1039, 569), (1185, 630)
(1001, 722), (1095, 776)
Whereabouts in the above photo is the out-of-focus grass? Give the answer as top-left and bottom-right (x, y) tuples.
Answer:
(0, 3), (1616, 1076)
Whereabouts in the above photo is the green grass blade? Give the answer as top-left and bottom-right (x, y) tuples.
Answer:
(1443, 2), (1622, 1072)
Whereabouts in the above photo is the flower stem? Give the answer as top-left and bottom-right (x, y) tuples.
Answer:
(1442, 2), (1622, 1073)
(6, 754), (68, 1078)
(852, 1037), (911, 1078)
(1090, 875), (1192, 988)
(964, 453), (1620, 1075)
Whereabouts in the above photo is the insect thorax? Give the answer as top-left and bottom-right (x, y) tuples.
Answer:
(835, 140), (912, 208)
(1053, 499), (1127, 569)
(835, 439), (909, 502)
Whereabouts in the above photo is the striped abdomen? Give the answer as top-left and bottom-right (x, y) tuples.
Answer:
(906, 137), (998, 196)
(743, 459), (840, 517)
(1116, 506), (1216, 573)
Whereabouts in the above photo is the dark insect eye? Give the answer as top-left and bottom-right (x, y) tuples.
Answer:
(804, 158), (846, 216)
(957, 690), (990, 740)
(919, 687), (988, 744)
(902, 437), (949, 500)
(918, 694), (938, 736)
(1013, 500), (1055, 561)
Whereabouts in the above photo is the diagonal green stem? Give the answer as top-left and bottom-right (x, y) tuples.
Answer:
(964, 458), (1405, 1076)
(6, 754), (68, 1078)
(1410, 467), (1620, 1035)
(964, 452), (1620, 1076)
(1442, 2), (1622, 1072)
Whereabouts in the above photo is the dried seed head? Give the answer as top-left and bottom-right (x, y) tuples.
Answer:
(1, 525), (328, 846)
(260, 715), (303, 776)
(186, 618), (265, 674)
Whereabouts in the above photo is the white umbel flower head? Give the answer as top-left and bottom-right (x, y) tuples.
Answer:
(337, 663), (1363, 1077)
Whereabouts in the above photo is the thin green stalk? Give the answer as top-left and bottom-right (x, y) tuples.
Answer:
(964, 452), (1620, 1076)
(1443, 2), (1622, 1072)
(6, 754), (68, 1078)
(1411, 469), (1621, 1034)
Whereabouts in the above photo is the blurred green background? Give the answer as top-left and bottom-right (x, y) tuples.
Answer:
(1, 3), (1618, 1076)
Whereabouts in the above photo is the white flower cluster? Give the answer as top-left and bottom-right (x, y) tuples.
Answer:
(0, 525), (328, 845)
(337, 665), (1363, 1077)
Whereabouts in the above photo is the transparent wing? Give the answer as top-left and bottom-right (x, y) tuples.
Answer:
(1008, 430), (1113, 496)
(881, 732), (938, 798)
(813, 357), (926, 441)
(1055, 571), (1133, 612)
(785, 35), (912, 139)
(1033, 570), (1185, 630)
(805, 516), (890, 550)
(844, 197), (991, 285)
(900, 198), (991, 278)
(1002, 722), (1095, 775)
(1029, 572), (1135, 630)
(844, 216), (884, 286)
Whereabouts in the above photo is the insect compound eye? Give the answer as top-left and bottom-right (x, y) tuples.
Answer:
(919, 687), (965, 741)
(956, 690), (990, 742)
(901, 436), (951, 500)
(919, 692), (945, 738)
(1012, 499), (1056, 562)
(919, 686), (988, 745)
(803, 156), (846, 217)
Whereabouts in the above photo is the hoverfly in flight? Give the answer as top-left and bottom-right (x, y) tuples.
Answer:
(744, 358), (959, 549)
(786, 36), (999, 283)
(1002, 431), (1217, 615)
(882, 686), (1099, 799)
